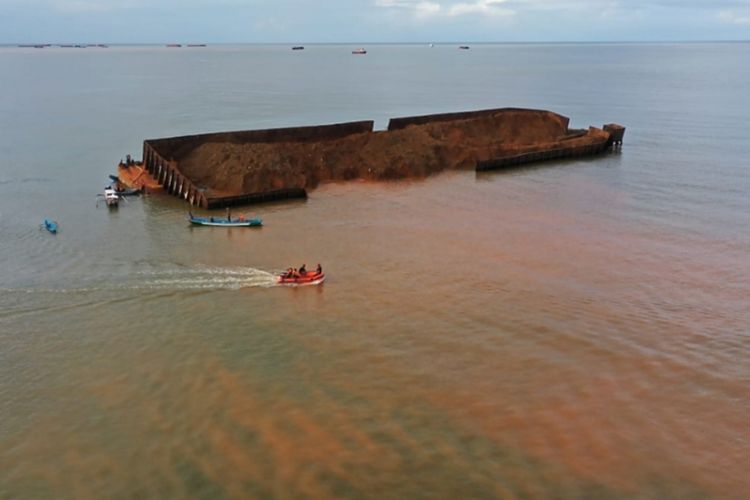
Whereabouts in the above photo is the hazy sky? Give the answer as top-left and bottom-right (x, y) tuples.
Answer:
(1, 0), (749, 43)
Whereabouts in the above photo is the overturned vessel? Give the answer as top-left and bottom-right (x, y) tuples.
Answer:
(123, 108), (624, 208)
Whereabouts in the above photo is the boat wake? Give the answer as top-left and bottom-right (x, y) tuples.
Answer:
(1, 266), (278, 295)
(1, 266), (301, 296)
(131, 266), (279, 290)
(0, 176), (53, 186)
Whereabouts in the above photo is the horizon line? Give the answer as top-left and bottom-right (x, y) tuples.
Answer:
(3, 40), (750, 46)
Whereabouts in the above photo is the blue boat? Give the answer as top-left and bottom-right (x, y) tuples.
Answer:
(187, 213), (262, 227)
(42, 219), (58, 234)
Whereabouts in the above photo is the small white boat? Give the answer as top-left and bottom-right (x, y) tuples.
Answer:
(352, 48), (367, 55)
(104, 187), (120, 207)
(97, 186), (121, 208)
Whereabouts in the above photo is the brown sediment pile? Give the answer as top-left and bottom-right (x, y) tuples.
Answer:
(176, 109), (608, 198)
(138, 108), (621, 207)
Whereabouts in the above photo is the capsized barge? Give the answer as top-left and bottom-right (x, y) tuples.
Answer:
(124, 108), (624, 209)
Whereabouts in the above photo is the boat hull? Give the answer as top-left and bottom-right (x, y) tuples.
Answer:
(188, 216), (262, 227)
(277, 272), (325, 286)
(116, 188), (142, 197)
(43, 219), (57, 234)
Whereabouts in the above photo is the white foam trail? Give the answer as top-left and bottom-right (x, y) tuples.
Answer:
(131, 266), (278, 290)
(1, 267), (280, 294)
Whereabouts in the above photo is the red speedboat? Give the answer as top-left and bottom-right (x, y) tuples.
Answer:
(277, 270), (325, 285)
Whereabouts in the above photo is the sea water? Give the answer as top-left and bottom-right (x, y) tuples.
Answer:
(1, 43), (749, 498)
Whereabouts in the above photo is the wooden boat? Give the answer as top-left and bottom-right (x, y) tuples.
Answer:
(42, 219), (58, 234)
(108, 177), (142, 196)
(277, 270), (325, 285)
(187, 213), (262, 227)
(116, 187), (142, 196)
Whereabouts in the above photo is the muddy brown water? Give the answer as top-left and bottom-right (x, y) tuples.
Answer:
(1, 43), (748, 498)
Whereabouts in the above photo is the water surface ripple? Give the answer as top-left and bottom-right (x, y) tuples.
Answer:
(1, 43), (749, 498)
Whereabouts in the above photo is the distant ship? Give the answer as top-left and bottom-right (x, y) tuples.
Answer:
(166, 44), (182, 48)
(352, 48), (367, 55)
(187, 44), (207, 47)
(292, 46), (305, 50)
(458, 45), (470, 50)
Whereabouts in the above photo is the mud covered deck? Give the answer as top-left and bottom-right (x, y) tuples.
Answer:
(116, 162), (163, 193)
(133, 108), (623, 208)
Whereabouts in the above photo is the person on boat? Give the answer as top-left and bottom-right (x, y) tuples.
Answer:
(284, 268), (294, 279)
(316, 263), (322, 274)
(299, 264), (307, 275)
(188, 211), (193, 219)
(210, 216), (214, 222)
(226, 207), (231, 222)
